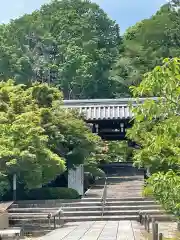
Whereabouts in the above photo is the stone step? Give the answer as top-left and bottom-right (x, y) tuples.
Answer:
(11, 202), (102, 208)
(11, 199), (81, 208)
(80, 198), (102, 202)
(11, 198), (155, 208)
(11, 203), (63, 209)
(10, 218), (51, 225)
(61, 200), (156, 207)
(16, 199), (80, 204)
(11, 199), (102, 208)
(11, 222), (55, 228)
(106, 200), (155, 206)
(10, 217), (64, 223)
(8, 224), (51, 236)
(11, 200), (156, 209)
(63, 202), (103, 207)
(23, 229), (51, 236)
(10, 218), (58, 225)
(8, 208), (59, 213)
(10, 213), (173, 225)
(62, 209), (164, 217)
(61, 215), (139, 222)
(9, 213), (51, 219)
(78, 198), (102, 202)
(61, 214), (173, 222)
(105, 197), (150, 201)
(83, 197), (149, 201)
(62, 205), (161, 211)
(9, 206), (162, 217)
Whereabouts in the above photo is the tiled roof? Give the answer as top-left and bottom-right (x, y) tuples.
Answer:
(63, 98), (157, 121)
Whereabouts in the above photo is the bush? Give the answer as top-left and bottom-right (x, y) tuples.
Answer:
(84, 172), (95, 191)
(2, 187), (80, 200)
(25, 187), (80, 200)
(142, 185), (153, 197)
(147, 171), (180, 218)
(84, 166), (106, 178)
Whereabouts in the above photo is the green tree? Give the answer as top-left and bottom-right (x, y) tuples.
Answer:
(0, 0), (120, 99)
(0, 80), (103, 195)
(124, 2), (180, 72)
(0, 80), (65, 193)
(127, 58), (180, 218)
(111, 2), (180, 97)
(105, 141), (133, 162)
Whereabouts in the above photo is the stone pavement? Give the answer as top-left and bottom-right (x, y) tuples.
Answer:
(107, 175), (144, 198)
(37, 171), (145, 239)
(85, 174), (144, 199)
(149, 221), (180, 239)
(38, 221), (146, 240)
(85, 178), (105, 198)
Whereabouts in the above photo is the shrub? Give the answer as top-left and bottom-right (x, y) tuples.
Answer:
(147, 171), (180, 219)
(84, 166), (106, 178)
(84, 172), (94, 191)
(142, 185), (153, 197)
(26, 187), (80, 200)
(2, 187), (80, 200)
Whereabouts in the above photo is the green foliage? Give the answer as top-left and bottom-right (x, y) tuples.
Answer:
(0, 80), (65, 192)
(142, 185), (153, 198)
(106, 141), (133, 162)
(0, 0), (180, 98)
(84, 172), (95, 191)
(111, 2), (180, 96)
(0, 0), (120, 99)
(0, 80), (103, 195)
(146, 171), (180, 218)
(26, 187), (80, 200)
(128, 58), (180, 218)
(84, 165), (105, 178)
(86, 141), (133, 164)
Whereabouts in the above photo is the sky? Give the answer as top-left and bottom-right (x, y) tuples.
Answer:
(0, 0), (167, 33)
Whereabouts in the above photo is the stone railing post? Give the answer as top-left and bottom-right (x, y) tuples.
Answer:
(152, 220), (158, 240)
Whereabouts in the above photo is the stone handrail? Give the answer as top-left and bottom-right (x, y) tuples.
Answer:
(47, 208), (63, 229)
(101, 177), (107, 218)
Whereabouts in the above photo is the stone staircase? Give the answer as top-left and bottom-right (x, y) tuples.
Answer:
(7, 165), (173, 235)
(7, 197), (171, 232)
(60, 197), (170, 222)
(8, 200), (65, 236)
(57, 168), (172, 223)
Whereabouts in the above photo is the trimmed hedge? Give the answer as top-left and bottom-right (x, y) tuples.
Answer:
(26, 187), (80, 200)
(2, 187), (80, 201)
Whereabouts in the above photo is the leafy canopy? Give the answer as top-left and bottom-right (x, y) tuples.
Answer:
(110, 1), (180, 97)
(0, 0), (120, 99)
(1, 0), (180, 98)
(0, 80), (103, 195)
(127, 58), (180, 218)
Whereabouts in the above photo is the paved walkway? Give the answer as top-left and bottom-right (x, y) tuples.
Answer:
(39, 221), (146, 240)
(85, 173), (144, 199)
(84, 178), (105, 198)
(107, 175), (144, 198)
(38, 172), (145, 239)
(149, 221), (179, 239)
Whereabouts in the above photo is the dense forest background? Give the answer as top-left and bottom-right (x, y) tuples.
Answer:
(0, 0), (179, 99)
